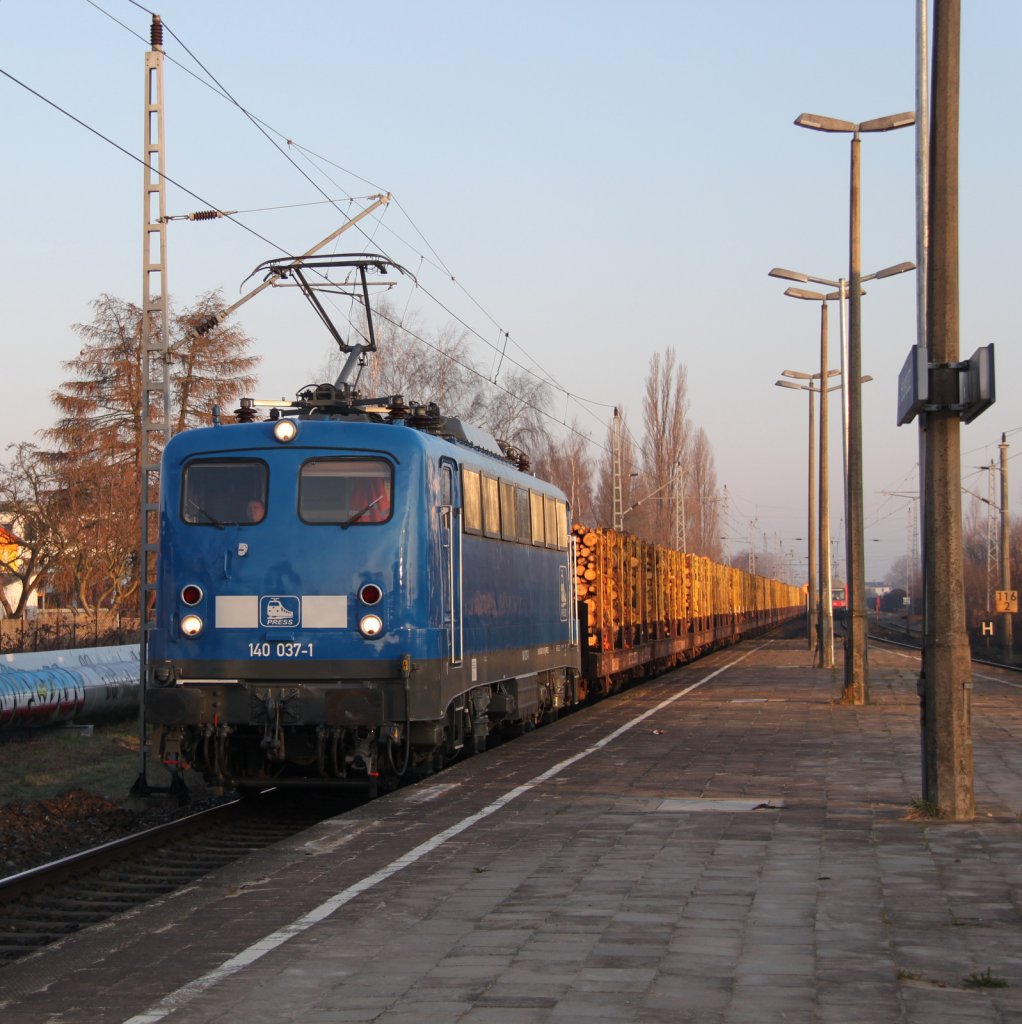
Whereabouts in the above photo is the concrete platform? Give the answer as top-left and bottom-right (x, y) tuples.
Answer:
(3, 634), (1022, 1023)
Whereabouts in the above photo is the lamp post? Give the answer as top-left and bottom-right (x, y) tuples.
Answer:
(770, 253), (914, 701)
(772, 278), (837, 668)
(791, 110), (914, 706)
(776, 372), (840, 668)
(775, 374), (815, 652)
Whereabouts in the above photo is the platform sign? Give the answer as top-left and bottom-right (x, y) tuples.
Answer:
(897, 345), (928, 425)
(960, 343), (995, 424)
(995, 590), (1018, 614)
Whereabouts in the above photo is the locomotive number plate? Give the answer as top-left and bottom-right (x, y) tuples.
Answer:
(248, 642), (316, 658)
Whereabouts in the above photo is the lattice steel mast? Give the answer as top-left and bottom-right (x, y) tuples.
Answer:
(612, 407), (623, 531)
(132, 14), (171, 796)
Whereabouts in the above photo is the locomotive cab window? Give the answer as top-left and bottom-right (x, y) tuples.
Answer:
(299, 459), (392, 524)
(182, 459), (268, 526)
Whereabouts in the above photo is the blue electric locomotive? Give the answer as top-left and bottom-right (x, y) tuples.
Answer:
(146, 383), (580, 792)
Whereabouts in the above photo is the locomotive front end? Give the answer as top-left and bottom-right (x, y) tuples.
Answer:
(146, 414), (429, 793)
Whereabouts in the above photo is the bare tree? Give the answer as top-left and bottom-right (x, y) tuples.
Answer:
(0, 444), (68, 617)
(886, 554), (915, 593)
(639, 348), (689, 546)
(533, 423), (596, 525)
(47, 459), (140, 614)
(477, 369), (552, 459)
(322, 300), (554, 458)
(321, 301), (484, 422)
(686, 427), (722, 558)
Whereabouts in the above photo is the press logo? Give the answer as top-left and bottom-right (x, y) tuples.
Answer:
(259, 595), (300, 628)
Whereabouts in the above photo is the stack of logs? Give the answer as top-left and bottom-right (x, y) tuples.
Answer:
(571, 523), (805, 652)
(572, 524), (602, 604)
(573, 528), (684, 647)
(573, 525), (609, 648)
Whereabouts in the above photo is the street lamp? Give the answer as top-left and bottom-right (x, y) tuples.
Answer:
(775, 371), (840, 668)
(771, 272), (904, 669)
(771, 277), (839, 670)
(776, 374), (815, 653)
(792, 109), (914, 706)
(770, 245), (915, 702)
(768, 264), (913, 474)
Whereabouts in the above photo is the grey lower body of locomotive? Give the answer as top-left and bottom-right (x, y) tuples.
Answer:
(146, 642), (579, 790)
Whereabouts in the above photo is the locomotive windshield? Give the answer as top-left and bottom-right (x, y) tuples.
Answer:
(299, 458), (393, 525)
(182, 459), (268, 526)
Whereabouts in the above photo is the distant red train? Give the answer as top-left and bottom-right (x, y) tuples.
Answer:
(832, 584), (848, 612)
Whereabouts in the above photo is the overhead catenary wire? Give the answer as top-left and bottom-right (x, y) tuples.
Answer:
(0, 55), (604, 457)
(0, 64), (291, 261)
(69, 3), (724, 477)
(85, 0), (621, 441)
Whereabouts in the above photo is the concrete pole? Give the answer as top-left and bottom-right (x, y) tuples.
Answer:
(842, 134), (869, 704)
(818, 305), (835, 668)
(923, 0), (974, 819)
(915, 0), (931, 798)
(807, 383), (817, 652)
(1000, 435), (1013, 653)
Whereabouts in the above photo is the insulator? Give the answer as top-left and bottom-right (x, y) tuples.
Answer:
(189, 209), (222, 221)
(387, 395), (409, 422)
(234, 398), (259, 423)
(151, 15), (163, 48)
(194, 314), (220, 337)
(517, 451), (531, 473)
(407, 402), (444, 435)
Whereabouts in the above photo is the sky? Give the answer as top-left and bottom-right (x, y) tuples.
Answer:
(0, 0), (1018, 583)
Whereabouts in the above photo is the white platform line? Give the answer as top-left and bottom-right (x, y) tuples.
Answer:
(123, 645), (758, 1024)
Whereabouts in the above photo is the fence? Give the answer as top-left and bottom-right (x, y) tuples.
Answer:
(0, 611), (141, 653)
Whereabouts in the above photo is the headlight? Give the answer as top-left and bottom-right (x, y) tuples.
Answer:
(180, 614), (204, 637)
(359, 614), (384, 638)
(273, 419), (298, 443)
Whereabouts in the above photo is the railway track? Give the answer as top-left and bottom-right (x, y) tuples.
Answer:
(856, 622), (1022, 674)
(0, 789), (359, 967)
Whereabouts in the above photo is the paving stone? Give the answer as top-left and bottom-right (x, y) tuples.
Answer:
(4, 639), (1022, 1024)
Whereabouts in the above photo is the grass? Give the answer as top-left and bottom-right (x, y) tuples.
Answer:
(905, 797), (942, 820)
(0, 717), (200, 807)
(962, 968), (1008, 989)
